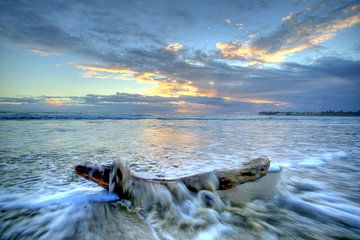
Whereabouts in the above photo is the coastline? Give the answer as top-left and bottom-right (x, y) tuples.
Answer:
(259, 110), (360, 117)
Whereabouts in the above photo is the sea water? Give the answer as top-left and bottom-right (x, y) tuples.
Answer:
(0, 114), (359, 239)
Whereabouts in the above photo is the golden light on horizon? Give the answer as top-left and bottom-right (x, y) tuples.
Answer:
(222, 96), (276, 104)
(243, 99), (274, 104)
(146, 81), (206, 97)
(76, 65), (283, 106)
(44, 98), (65, 106)
(76, 64), (217, 98)
(76, 65), (135, 74)
(176, 108), (197, 113)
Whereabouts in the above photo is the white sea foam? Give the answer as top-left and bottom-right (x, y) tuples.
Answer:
(268, 163), (281, 173)
(111, 160), (243, 239)
(297, 151), (348, 168)
(1, 117), (359, 239)
(278, 194), (360, 228)
(0, 188), (119, 210)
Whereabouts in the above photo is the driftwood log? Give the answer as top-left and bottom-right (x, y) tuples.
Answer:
(75, 157), (270, 199)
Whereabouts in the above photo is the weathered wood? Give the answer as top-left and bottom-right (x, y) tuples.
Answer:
(75, 157), (270, 198)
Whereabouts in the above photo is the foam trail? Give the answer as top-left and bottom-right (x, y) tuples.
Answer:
(0, 188), (119, 210)
(278, 195), (360, 229)
(296, 151), (348, 168)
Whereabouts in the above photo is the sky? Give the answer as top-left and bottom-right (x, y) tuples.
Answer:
(0, 0), (360, 114)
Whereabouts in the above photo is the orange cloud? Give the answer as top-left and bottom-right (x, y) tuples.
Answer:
(225, 97), (276, 104)
(165, 43), (184, 52)
(217, 14), (360, 63)
(239, 98), (290, 107)
(147, 81), (199, 97)
(76, 65), (136, 81)
(216, 42), (268, 61)
(76, 65), (134, 74)
(176, 108), (191, 113)
(282, 12), (295, 22)
(76, 64), (215, 97)
(170, 100), (187, 105)
(44, 98), (65, 106)
(176, 108), (202, 114)
(223, 96), (287, 106)
(242, 99), (274, 104)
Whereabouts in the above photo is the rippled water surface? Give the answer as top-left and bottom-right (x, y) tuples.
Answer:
(0, 116), (359, 239)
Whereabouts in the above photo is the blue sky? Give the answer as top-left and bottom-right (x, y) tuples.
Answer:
(0, 0), (359, 114)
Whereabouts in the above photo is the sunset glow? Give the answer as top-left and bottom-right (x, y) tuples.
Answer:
(1, 0), (359, 114)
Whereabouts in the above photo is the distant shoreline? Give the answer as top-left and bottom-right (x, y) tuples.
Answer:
(258, 111), (360, 116)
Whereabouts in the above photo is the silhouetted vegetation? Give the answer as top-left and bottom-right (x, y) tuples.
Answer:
(259, 110), (360, 116)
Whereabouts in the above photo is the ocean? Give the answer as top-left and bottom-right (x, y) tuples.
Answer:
(0, 113), (359, 239)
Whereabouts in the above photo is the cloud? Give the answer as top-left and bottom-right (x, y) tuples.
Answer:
(165, 43), (184, 52)
(0, 92), (283, 114)
(43, 98), (66, 106)
(87, 45), (360, 111)
(76, 64), (205, 97)
(235, 23), (244, 29)
(217, 1), (360, 63)
(225, 18), (232, 24)
(0, 96), (79, 107)
(282, 12), (295, 22)
(0, 97), (40, 105)
(0, 0), (359, 112)
(0, 0), (163, 58)
(76, 65), (135, 74)
(2, 53), (360, 112)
